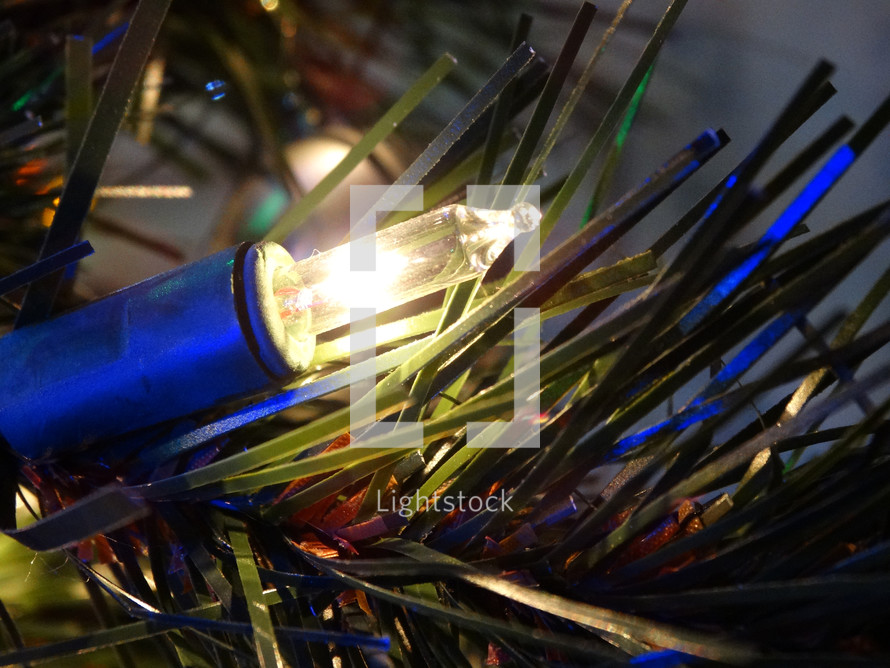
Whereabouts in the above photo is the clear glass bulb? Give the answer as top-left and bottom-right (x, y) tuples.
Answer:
(274, 202), (541, 337)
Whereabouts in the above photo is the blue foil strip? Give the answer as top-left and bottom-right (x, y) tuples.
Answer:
(695, 308), (806, 404)
(630, 649), (690, 667)
(92, 22), (129, 53)
(680, 145), (855, 334)
(613, 309), (804, 459)
(609, 398), (725, 460)
(0, 241), (93, 297)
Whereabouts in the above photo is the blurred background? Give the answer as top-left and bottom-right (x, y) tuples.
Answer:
(5, 1), (886, 295)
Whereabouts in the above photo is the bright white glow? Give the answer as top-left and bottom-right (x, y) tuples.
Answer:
(312, 245), (409, 312)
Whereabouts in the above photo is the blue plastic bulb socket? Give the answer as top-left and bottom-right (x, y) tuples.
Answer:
(0, 241), (313, 460)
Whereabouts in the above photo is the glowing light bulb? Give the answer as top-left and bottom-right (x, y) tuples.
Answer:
(0, 201), (539, 459)
(274, 201), (541, 338)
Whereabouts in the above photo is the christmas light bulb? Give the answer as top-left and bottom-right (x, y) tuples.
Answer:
(273, 201), (541, 338)
(0, 201), (540, 459)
